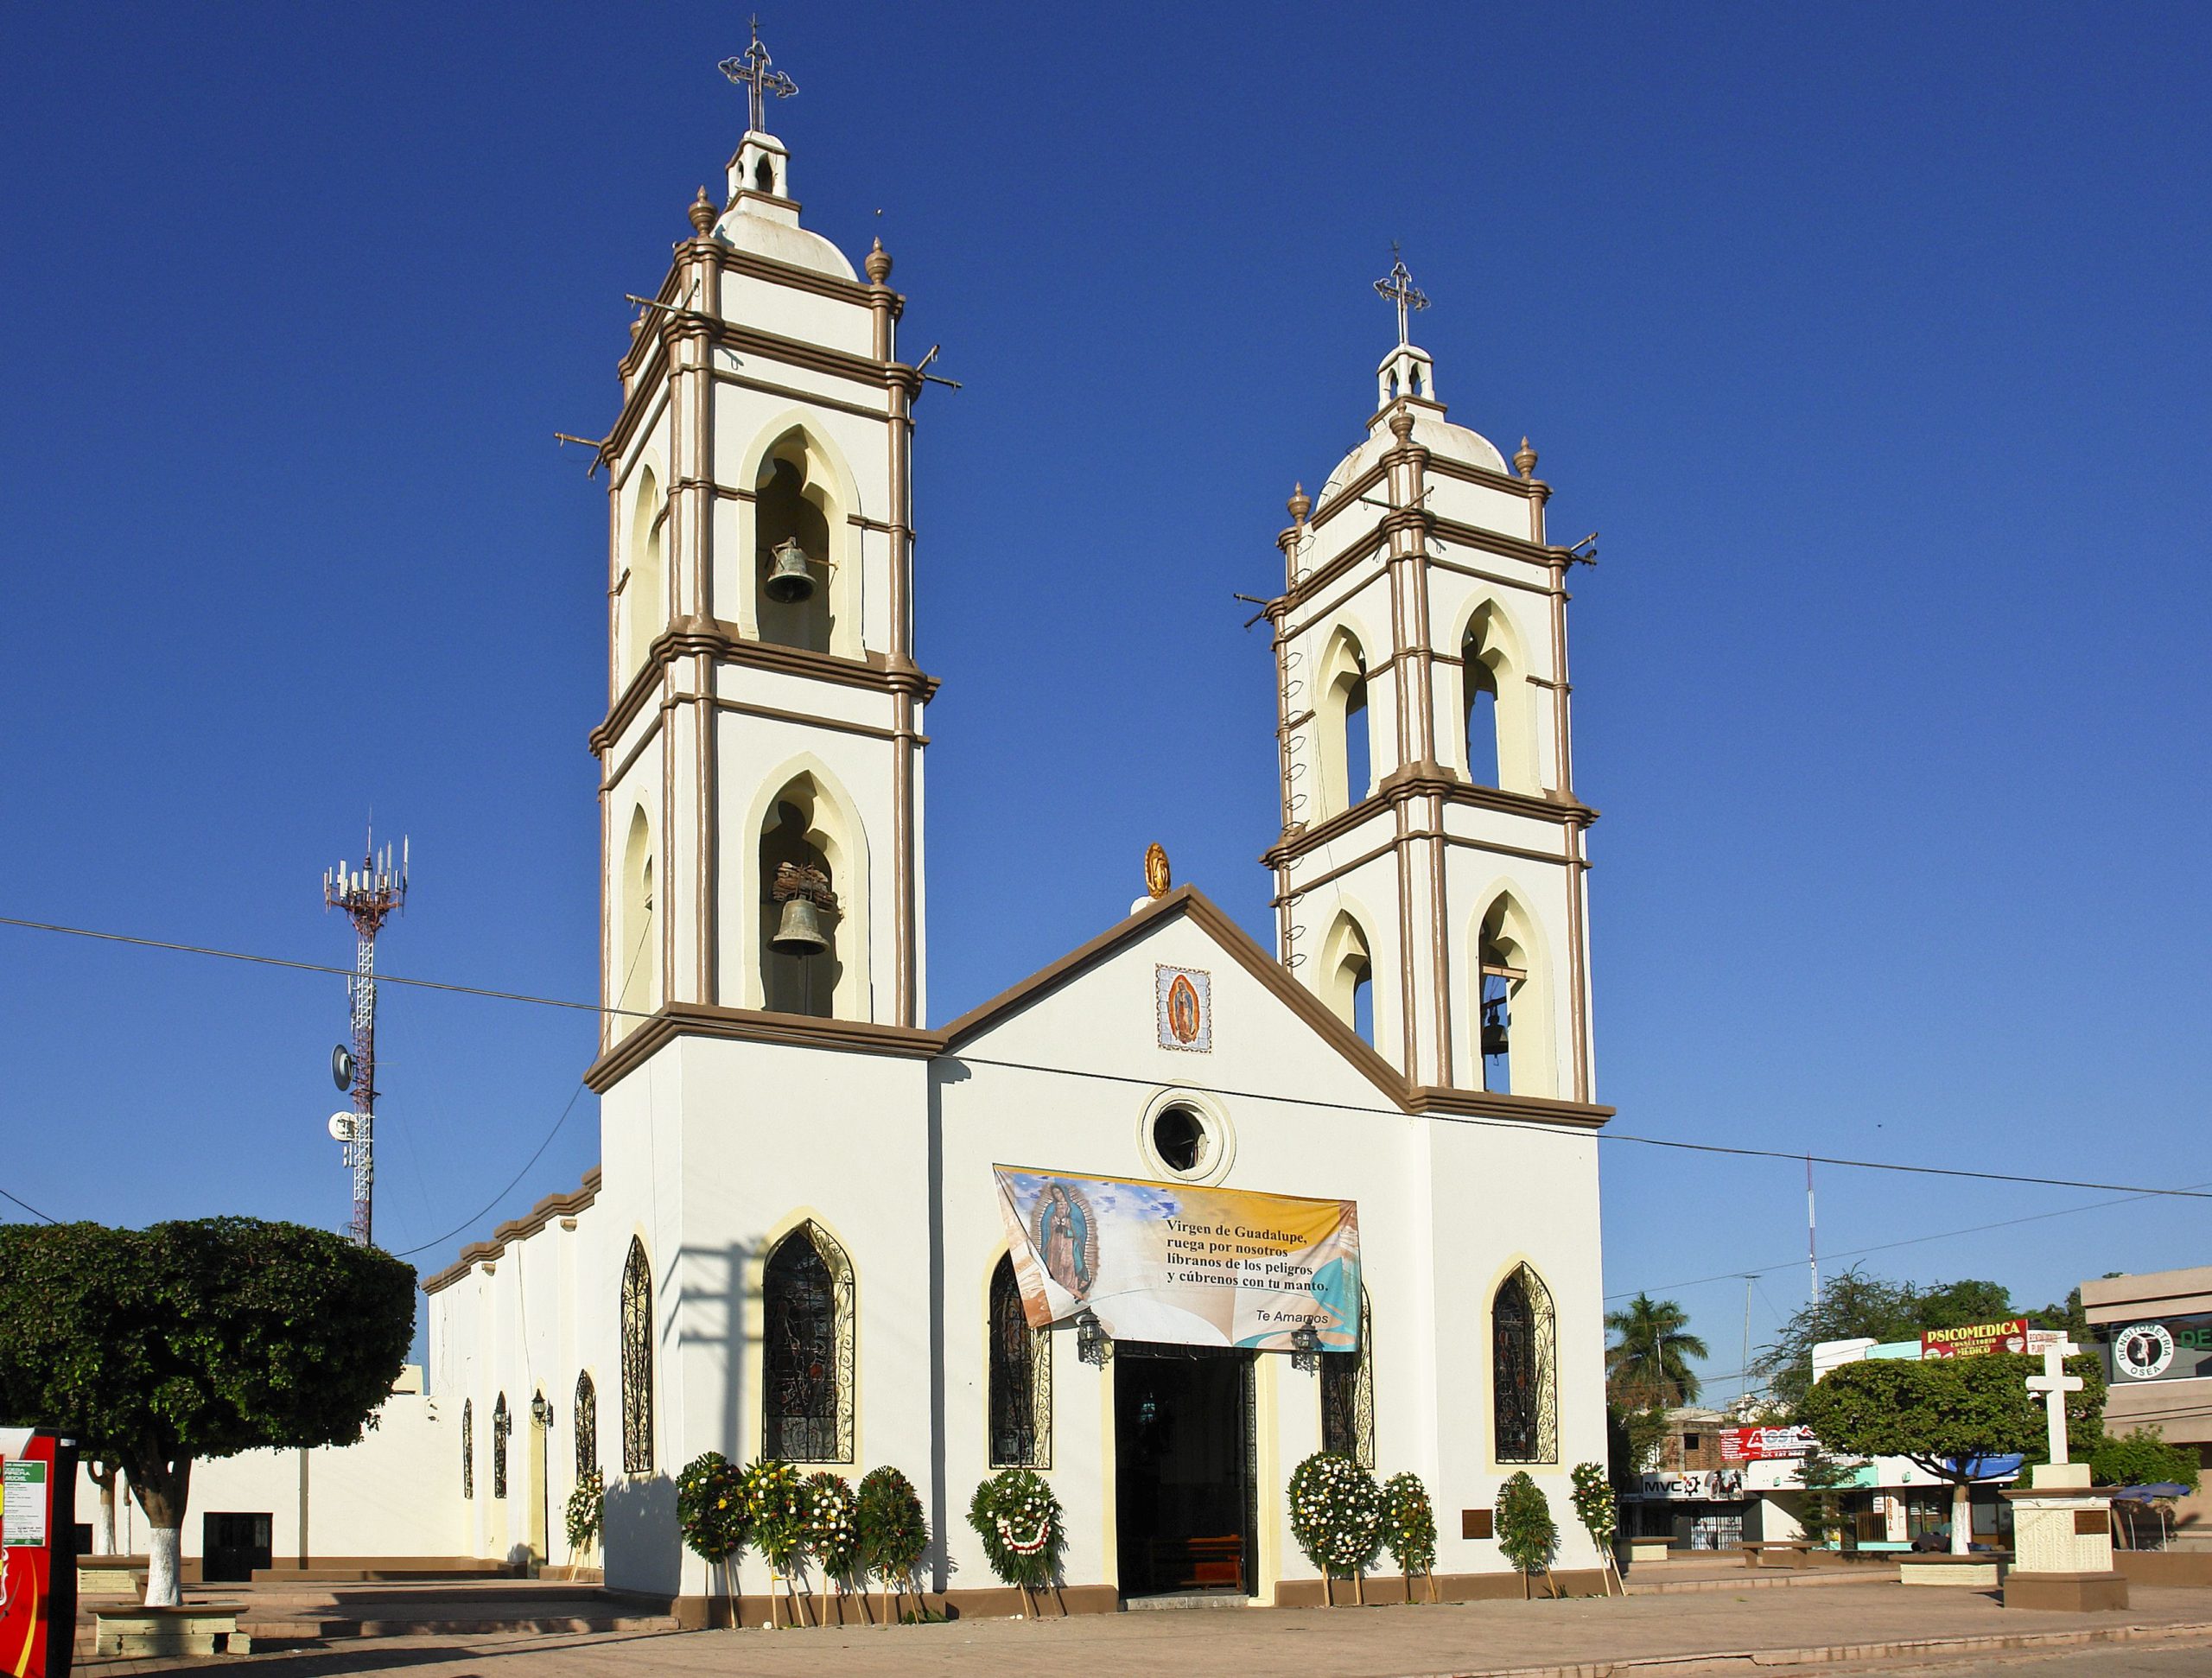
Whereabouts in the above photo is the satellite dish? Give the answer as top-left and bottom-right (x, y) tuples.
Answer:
(332, 1046), (354, 1091)
(327, 1112), (356, 1142)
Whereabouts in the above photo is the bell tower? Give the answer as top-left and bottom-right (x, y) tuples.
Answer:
(1264, 257), (1599, 1111)
(587, 26), (930, 1071)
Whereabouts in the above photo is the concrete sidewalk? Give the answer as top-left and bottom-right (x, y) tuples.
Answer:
(73, 1579), (2212, 1678)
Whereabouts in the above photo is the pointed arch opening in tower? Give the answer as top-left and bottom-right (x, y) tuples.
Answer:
(1317, 627), (1373, 820)
(1319, 911), (1376, 1048)
(754, 433), (838, 654)
(1459, 601), (1540, 794)
(625, 467), (664, 677)
(1465, 640), (1501, 788)
(759, 777), (849, 1017)
(1478, 892), (1554, 1098)
(618, 807), (658, 1031)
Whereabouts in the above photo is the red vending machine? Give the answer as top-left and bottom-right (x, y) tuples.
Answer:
(0, 1428), (77, 1678)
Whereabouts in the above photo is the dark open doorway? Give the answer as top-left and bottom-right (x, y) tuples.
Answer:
(200, 1511), (271, 1583)
(1114, 1344), (1256, 1600)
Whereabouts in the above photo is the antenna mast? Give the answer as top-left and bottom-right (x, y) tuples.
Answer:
(324, 829), (409, 1247)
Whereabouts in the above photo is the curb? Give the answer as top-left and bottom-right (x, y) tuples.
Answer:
(1448, 1616), (2212, 1677)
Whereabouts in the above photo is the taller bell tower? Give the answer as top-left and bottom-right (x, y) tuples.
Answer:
(588, 27), (931, 1071)
(1265, 258), (1599, 1112)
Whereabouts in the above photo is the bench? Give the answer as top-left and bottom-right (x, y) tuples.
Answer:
(1900, 1551), (2009, 1589)
(1626, 1537), (1673, 1567)
(76, 1560), (146, 1595)
(1743, 1541), (1815, 1570)
(92, 1605), (251, 1658)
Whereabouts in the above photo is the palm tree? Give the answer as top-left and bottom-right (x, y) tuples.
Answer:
(1605, 1293), (1707, 1409)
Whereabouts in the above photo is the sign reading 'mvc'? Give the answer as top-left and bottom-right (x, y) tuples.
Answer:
(994, 1166), (1360, 1353)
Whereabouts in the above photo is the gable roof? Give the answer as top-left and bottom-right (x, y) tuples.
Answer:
(940, 885), (1611, 1131)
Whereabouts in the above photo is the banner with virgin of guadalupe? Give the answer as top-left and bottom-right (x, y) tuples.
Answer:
(992, 1166), (1361, 1353)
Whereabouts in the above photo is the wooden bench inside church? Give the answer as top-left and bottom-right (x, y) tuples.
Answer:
(1147, 1535), (1245, 1593)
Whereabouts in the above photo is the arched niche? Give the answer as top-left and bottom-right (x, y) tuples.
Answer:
(617, 806), (658, 1031)
(1314, 625), (1374, 821)
(1318, 907), (1377, 1047)
(1474, 887), (1556, 1098)
(743, 760), (869, 1020)
(734, 419), (863, 659)
(1449, 597), (1541, 795)
(624, 466), (664, 678)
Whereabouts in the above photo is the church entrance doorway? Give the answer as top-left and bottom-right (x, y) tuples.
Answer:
(1114, 1345), (1256, 1601)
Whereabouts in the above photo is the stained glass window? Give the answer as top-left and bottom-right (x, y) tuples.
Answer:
(1493, 1263), (1558, 1464)
(574, 1371), (597, 1481)
(763, 1223), (854, 1462)
(461, 1399), (474, 1499)
(621, 1238), (654, 1473)
(1321, 1290), (1375, 1468)
(988, 1255), (1051, 1468)
(492, 1393), (511, 1499)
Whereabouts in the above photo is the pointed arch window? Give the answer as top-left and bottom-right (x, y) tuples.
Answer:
(461, 1398), (474, 1499)
(492, 1393), (512, 1499)
(988, 1255), (1052, 1468)
(618, 808), (658, 1033)
(620, 1238), (654, 1473)
(624, 467), (664, 675)
(574, 1371), (598, 1482)
(754, 442), (834, 654)
(763, 1222), (855, 1462)
(1321, 1289), (1375, 1468)
(1492, 1263), (1558, 1465)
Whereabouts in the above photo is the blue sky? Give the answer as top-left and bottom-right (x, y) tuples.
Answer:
(3, 3), (2206, 1388)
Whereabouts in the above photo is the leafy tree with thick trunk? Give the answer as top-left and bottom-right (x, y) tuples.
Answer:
(1604, 1293), (1707, 1409)
(1796, 1351), (2104, 1555)
(0, 1218), (413, 1605)
(1752, 1268), (2021, 1413)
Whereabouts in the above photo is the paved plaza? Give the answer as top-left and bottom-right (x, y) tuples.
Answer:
(72, 1578), (2212, 1677)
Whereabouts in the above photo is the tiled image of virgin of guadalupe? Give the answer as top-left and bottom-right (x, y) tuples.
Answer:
(1035, 1181), (1097, 1300)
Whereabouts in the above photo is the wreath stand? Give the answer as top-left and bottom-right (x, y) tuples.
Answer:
(1402, 1563), (1439, 1605)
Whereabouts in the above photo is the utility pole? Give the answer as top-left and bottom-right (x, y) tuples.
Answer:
(324, 829), (408, 1247)
(1806, 1154), (1821, 1303)
(1742, 1274), (1755, 1405)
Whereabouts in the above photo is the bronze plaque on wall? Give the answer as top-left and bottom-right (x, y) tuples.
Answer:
(1462, 1509), (1493, 1540)
(2073, 1509), (2110, 1535)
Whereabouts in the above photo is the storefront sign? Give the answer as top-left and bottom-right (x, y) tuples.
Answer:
(2105, 1314), (2212, 1384)
(1922, 1319), (2031, 1358)
(1638, 1469), (1746, 1501)
(993, 1166), (1360, 1352)
(1720, 1424), (1817, 1461)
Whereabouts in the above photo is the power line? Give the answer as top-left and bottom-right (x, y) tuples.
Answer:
(391, 1080), (590, 1260)
(0, 913), (646, 1020)
(0, 1185), (60, 1224)
(1604, 1180), (2212, 1303)
(6, 910), (2211, 1204)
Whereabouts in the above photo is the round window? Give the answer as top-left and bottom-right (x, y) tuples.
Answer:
(1153, 1105), (1208, 1175)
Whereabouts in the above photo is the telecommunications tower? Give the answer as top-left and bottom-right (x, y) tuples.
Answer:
(324, 830), (408, 1247)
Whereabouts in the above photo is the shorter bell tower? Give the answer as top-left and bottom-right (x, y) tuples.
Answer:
(1264, 257), (1599, 1112)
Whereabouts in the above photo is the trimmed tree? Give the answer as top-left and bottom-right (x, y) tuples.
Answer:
(1796, 1351), (2105, 1555)
(2089, 1427), (2202, 1494)
(1495, 1470), (1559, 1599)
(0, 1217), (412, 1606)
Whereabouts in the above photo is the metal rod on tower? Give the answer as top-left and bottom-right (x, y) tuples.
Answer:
(1806, 1154), (1820, 1303)
(324, 827), (409, 1247)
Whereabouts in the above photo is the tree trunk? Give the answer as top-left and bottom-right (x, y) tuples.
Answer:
(128, 1452), (194, 1607)
(1950, 1481), (1972, 1556)
(91, 1465), (118, 1554)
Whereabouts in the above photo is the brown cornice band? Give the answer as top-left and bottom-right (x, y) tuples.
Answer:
(590, 622), (940, 754)
(585, 1003), (945, 1092)
(420, 1167), (603, 1295)
(1408, 1086), (1613, 1127)
(1261, 772), (1598, 868)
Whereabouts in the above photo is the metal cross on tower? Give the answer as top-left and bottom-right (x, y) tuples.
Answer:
(1374, 244), (1429, 346)
(719, 17), (798, 135)
(324, 829), (408, 1248)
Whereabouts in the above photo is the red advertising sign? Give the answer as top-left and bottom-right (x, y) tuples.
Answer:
(1921, 1319), (2030, 1359)
(1720, 1424), (1817, 1461)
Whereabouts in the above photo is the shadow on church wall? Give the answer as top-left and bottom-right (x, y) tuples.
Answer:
(602, 1471), (681, 1594)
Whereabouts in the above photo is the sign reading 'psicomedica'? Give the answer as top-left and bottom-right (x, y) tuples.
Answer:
(993, 1166), (1361, 1353)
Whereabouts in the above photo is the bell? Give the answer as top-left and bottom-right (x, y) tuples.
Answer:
(770, 893), (830, 955)
(1481, 997), (1510, 1058)
(763, 537), (815, 604)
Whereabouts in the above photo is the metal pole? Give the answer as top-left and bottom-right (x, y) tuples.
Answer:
(1806, 1155), (1820, 1303)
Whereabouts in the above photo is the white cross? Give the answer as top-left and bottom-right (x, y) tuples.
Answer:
(2025, 1338), (2082, 1467)
(1372, 245), (1429, 347)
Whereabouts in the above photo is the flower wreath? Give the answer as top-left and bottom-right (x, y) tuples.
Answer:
(675, 1451), (747, 1561)
(1382, 1471), (1438, 1575)
(1287, 1451), (1385, 1576)
(855, 1465), (930, 1592)
(741, 1457), (809, 1572)
(801, 1470), (861, 1584)
(968, 1467), (1065, 1589)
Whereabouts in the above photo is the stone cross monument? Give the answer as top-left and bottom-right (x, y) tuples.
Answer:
(2024, 1338), (2083, 1469)
(2001, 1335), (2127, 1611)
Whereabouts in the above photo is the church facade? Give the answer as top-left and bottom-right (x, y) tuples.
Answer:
(422, 64), (1614, 1619)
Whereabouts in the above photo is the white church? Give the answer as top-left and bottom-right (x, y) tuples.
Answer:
(112, 43), (1618, 1619)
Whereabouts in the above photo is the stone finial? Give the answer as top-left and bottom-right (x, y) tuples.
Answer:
(865, 238), (893, 284)
(1514, 436), (1538, 480)
(689, 188), (717, 235)
(1287, 481), (1312, 524)
(1388, 407), (1416, 445)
